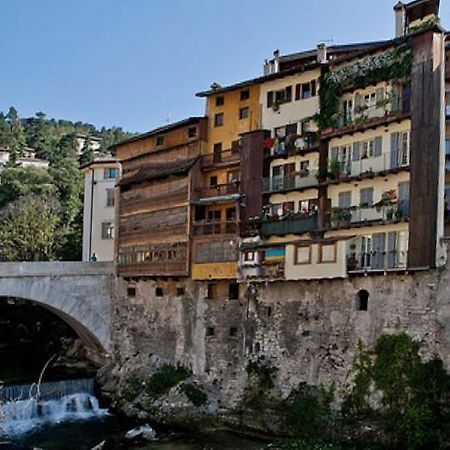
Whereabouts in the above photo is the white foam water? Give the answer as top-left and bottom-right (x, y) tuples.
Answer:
(0, 379), (108, 436)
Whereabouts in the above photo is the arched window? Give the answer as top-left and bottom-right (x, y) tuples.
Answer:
(356, 289), (369, 311)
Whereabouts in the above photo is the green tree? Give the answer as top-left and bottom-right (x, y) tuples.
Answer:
(4, 106), (27, 165)
(26, 111), (53, 160)
(0, 194), (62, 261)
(79, 134), (94, 165)
(0, 166), (56, 209)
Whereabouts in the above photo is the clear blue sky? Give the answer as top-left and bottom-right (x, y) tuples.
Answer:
(2, 0), (449, 133)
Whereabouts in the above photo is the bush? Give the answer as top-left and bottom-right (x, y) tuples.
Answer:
(146, 364), (191, 397)
(181, 383), (208, 407)
(121, 376), (142, 402)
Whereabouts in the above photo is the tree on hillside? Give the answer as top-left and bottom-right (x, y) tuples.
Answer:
(0, 194), (62, 261)
(26, 111), (54, 160)
(50, 132), (79, 164)
(0, 166), (56, 209)
(79, 134), (94, 165)
(4, 107), (27, 166)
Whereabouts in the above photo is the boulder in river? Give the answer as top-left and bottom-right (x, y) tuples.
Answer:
(125, 424), (157, 441)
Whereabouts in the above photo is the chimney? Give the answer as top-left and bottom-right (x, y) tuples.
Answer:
(394, 2), (406, 38)
(273, 49), (280, 73)
(317, 43), (327, 64)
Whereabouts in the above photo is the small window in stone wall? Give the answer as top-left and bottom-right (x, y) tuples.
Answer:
(206, 327), (215, 337)
(176, 287), (185, 297)
(356, 289), (369, 311)
(127, 287), (136, 297)
(265, 306), (272, 318)
(207, 283), (217, 300)
(155, 287), (164, 297)
(229, 327), (238, 337)
(228, 282), (239, 300)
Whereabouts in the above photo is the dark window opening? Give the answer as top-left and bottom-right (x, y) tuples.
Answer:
(265, 306), (272, 317)
(206, 327), (215, 337)
(239, 107), (249, 120)
(176, 287), (185, 297)
(228, 282), (239, 300)
(356, 289), (369, 311)
(207, 283), (217, 300)
(213, 142), (222, 162)
(127, 287), (136, 297)
(254, 342), (261, 353)
(240, 89), (250, 101)
(215, 96), (224, 106)
(155, 287), (164, 297)
(156, 135), (164, 146)
(229, 327), (238, 337)
(214, 113), (224, 127)
(188, 126), (197, 138)
(209, 176), (218, 187)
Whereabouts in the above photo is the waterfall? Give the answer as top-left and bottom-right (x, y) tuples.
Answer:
(0, 378), (108, 436)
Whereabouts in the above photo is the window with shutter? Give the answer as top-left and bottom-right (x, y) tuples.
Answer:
(295, 84), (301, 101)
(352, 142), (361, 161)
(374, 136), (383, 157)
(390, 132), (400, 169)
(267, 91), (274, 108)
(338, 191), (352, 208)
(285, 86), (292, 102)
(286, 123), (298, 136)
(360, 188), (374, 206)
(372, 233), (386, 270)
(311, 79), (317, 97)
(375, 87), (385, 107)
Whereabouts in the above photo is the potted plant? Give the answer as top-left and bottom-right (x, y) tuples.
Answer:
(329, 157), (342, 180)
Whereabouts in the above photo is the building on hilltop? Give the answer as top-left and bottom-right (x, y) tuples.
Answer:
(0, 147), (49, 171)
(81, 155), (120, 262)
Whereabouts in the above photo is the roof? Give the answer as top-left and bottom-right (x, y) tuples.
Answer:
(80, 157), (118, 170)
(119, 157), (198, 187)
(196, 40), (395, 98)
(112, 117), (205, 149)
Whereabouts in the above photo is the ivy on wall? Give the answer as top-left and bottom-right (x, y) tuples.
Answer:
(315, 45), (413, 131)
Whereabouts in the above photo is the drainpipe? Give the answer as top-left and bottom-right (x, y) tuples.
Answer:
(88, 168), (95, 260)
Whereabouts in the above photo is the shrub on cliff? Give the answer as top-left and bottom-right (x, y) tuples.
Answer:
(181, 383), (208, 407)
(146, 364), (191, 398)
(343, 333), (450, 449)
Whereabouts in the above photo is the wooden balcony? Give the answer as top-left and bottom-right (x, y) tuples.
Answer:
(260, 214), (318, 236)
(192, 220), (238, 236)
(196, 182), (240, 199)
(201, 149), (240, 169)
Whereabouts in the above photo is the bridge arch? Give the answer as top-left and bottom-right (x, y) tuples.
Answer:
(0, 262), (114, 365)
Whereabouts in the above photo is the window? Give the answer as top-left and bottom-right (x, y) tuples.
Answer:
(104, 168), (117, 179)
(226, 207), (236, 220)
(239, 107), (249, 120)
(227, 170), (240, 183)
(209, 176), (218, 187)
(229, 327), (238, 337)
(127, 287), (136, 297)
(156, 135), (164, 146)
(188, 126), (197, 138)
(240, 89), (250, 101)
(206, 327), (215, 337)
(207, 209), (221, 221)
(295, 80), (317, 100)
(338, 191), (352, 209)
(228, 282), (239, 300)
(360, 188), (374, 207)
(195, 241), (237, 263)
(215, 96), (224, 106)
(295, 245), (312, 265)
(244, 251), (255, 262)
(213, 142), (222, 163)
(101, 222), (114, 239)
(267, 86), (292, 108)
(356, 289), (369, 311)
(364, 92), (376, 110)
(176, 287), (185, 297)
(319, 243), (337, 263)
(155, 287), (164, 297)
(106, 189), (115, 207)
(207, 283), (217, 300)
(214, 113), (224, 127)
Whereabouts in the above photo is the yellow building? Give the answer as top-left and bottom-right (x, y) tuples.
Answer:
(192, 83), (261, 282)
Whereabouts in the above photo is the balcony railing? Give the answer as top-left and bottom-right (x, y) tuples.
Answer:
(193, 220), (238, 236)
(261, 214), (318, 236)
(326, 201), (409, 228)
(264, 134), (319, 159)
(196, 182), (240, 199)
(201, 149), (240, 168)
(262, 171), (318, 194)
(328, 151), (409, 181)
(347, 250), (408, 272)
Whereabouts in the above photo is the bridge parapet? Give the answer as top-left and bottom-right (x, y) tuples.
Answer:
(0, 261), (115, 277)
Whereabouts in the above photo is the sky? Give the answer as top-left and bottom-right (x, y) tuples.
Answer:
(1, 0), (449, 133)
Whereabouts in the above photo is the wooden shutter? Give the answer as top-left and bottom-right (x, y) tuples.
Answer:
(354, 93), (363, 111)
(285, 86), (292, 102)
(330, 146), (339, 163)
(391, 84), (401, 112)
(360, 188), (374, 206)
(267, 91), (274, 108)
(311, 79), (317, 96)
(390, 132), (400, 169)
(352, 142), (361, 161)
(375, 87), (385, 107)
(338, 191), (352, 208)
(295, 84), (301, 101)
(374, 136), (382, 157)
(387, 232), (397, 268)
(398, 181), (410, 218)
(372, 232), (386, 270)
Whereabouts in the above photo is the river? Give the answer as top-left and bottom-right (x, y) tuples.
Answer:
(0, 378), (266, 450)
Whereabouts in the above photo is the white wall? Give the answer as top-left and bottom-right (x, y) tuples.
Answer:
(82, 163), (120, 262)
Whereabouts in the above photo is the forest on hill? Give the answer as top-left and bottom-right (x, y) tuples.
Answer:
(0, 106), (135, 262)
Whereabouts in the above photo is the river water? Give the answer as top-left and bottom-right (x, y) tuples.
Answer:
(0, 378), (266, 450)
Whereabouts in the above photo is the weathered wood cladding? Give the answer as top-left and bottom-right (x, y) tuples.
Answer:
(116, 119), (206, 277)
(408, 30), (444, 268)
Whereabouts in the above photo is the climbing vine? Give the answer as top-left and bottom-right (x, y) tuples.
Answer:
(316, 45), (413, 131)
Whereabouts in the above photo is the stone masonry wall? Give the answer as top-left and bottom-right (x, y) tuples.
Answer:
(108, 256), (450, 419)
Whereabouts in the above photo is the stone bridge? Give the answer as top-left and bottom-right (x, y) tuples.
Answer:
(0, 262), (115, 365)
